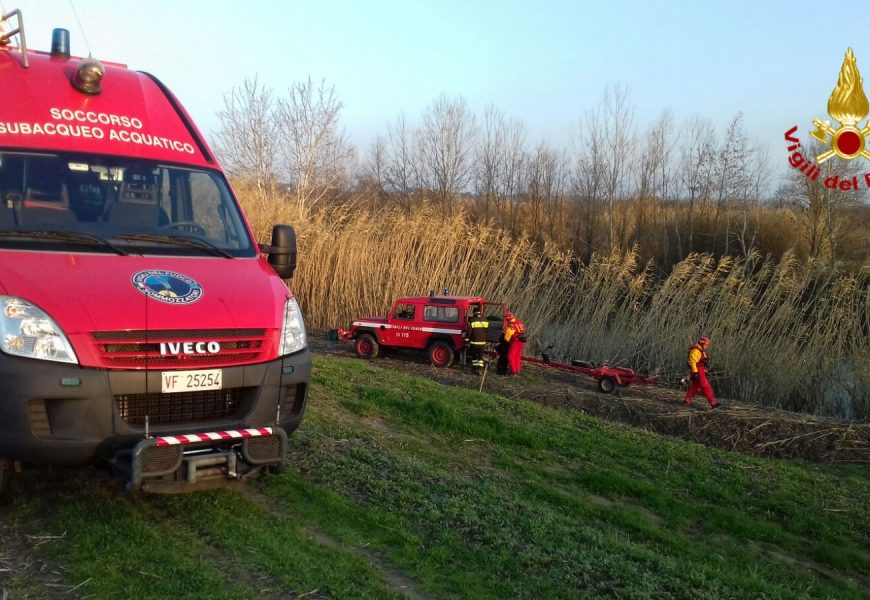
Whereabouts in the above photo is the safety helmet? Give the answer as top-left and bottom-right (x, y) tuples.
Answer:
(699, 336), (710, 346)
(506, 312), (516, 322)
(472, 307), (481, 316)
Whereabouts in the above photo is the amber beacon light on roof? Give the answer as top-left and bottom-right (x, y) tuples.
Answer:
(2, 10), (104, 93)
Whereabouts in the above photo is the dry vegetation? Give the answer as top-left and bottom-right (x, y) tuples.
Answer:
(239, 185), (869, 421)
(214, 78), (869, 422)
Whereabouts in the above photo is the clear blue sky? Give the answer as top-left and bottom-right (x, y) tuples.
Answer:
(6, 0), (870, 176)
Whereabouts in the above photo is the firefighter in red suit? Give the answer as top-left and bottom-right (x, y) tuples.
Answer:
(684, 336), (719, 408)
(505, 314), (526, 375)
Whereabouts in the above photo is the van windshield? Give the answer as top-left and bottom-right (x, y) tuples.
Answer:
(0, 152), (257, 257)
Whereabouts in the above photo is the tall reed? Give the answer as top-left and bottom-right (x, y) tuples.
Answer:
(239, 188), (869, 420)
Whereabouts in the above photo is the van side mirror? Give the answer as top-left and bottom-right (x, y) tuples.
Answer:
(261, 224), (297, 278)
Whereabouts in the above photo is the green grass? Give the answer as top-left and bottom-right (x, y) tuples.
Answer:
(2, 355), (868, 599)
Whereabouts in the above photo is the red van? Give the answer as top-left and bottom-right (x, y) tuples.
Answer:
(0, 12), (310, 493)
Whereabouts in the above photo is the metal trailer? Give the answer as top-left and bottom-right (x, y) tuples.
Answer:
(522, 356), (661, 393)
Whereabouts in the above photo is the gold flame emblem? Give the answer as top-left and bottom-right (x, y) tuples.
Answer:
(811, 48), (870, 162)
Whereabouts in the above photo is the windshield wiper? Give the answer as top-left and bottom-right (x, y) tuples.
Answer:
(0, 230), (129, 255)
(114, 233), (233, 258)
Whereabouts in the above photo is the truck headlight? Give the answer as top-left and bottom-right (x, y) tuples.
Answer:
(278, 297), (306, 356)
(0, 296), (78, 364)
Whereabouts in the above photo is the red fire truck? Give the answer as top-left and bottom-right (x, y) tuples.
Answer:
(0, 11), (310, 494)
(338, 294), (506, 367)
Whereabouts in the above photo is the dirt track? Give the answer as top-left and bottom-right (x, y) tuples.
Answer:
(312, 333), (870, 465)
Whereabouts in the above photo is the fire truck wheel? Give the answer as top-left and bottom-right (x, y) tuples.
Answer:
(428, 341), (454, 368)
(355, 333), (379, 359)
(597, 376), (616, 394)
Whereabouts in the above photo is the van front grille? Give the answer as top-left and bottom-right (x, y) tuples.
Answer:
(92, 328), (269, 369)
(116, 387), (250, 426)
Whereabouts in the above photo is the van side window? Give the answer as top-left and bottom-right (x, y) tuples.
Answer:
(394, 303), (415, 320)
(189, 172), (240, 242)
(423, 305), (459, 323)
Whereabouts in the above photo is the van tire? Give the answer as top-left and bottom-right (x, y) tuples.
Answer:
(428, 341), (454, 368)
(355, 333), (379, 359)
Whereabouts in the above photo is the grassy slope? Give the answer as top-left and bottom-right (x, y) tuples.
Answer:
(3, 356), (868, 599)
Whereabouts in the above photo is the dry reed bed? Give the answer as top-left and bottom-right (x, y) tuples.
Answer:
(238, 189), (870, 420)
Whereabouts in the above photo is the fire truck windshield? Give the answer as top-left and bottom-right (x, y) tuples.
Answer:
(0, 152), (257, 257)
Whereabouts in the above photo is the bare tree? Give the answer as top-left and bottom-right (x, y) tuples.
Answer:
(499, 119), (527, 232)
(213, 77), (278, 202)
(633, 110), (677, 260)
(382, 113), (420, 212)
(524, 141), (565, 243)
(417, 95), (477, 214)
(274, 77), (354, 215)
(570, 108), (608, 260)
(475, 105), (503, 222)
(779, 140), (866, 262)
(734, 142), (770, 258)
(712, 113), (751, 254)
(678, 115), (717, 254)
(475, 106), (526, 228)
(600, 85), (636, 250)
(362, 135), (388, 203)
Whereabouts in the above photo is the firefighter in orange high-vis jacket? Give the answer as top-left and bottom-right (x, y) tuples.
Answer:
(684, 336), (719, 408)
(496, 313), (516, 375)
(505, 313), (526, 375)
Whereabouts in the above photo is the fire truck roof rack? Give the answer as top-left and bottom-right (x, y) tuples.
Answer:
(0, 8), (29, 68)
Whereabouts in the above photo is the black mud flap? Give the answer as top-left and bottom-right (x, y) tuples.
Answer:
(114, 427), (288, 493)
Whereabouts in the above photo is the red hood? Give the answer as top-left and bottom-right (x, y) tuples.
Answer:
(0, 251), (291, 367)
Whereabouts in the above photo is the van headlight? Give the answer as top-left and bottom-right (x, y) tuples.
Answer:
(278, 297), (306, 356)
(0, 296), (78, 364)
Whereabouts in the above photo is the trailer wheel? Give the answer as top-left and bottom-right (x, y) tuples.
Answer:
(597, 376), (616, 394)
(355, 333), (379, 359)
(428, 341), (454, 368)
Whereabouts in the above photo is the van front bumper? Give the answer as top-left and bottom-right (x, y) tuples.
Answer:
(0, 348), (310, 465)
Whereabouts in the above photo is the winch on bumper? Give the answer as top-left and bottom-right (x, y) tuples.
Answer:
(115, 426), (289, 493)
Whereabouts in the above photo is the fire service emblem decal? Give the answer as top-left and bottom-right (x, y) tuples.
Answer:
(132, 270), (203, 305)
(784, 48), (870, 190)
